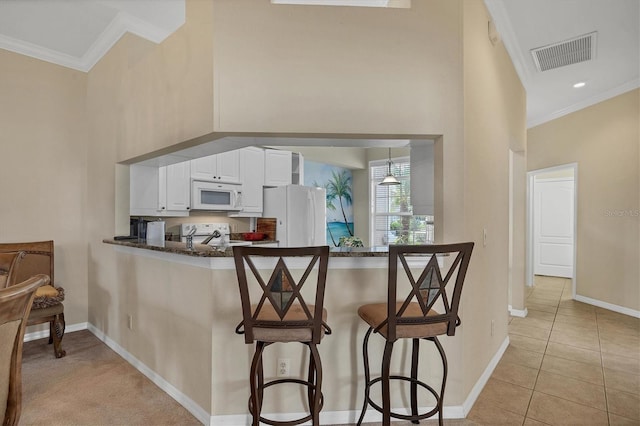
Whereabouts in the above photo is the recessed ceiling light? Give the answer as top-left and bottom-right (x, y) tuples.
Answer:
(573, 82), (586, 88)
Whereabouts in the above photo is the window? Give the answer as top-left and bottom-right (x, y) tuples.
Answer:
(370, 156), (434, 246)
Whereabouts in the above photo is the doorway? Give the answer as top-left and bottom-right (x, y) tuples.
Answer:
(527, 164), (577, 298)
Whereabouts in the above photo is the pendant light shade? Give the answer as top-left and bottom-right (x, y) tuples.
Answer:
(379, 148), (401, 186)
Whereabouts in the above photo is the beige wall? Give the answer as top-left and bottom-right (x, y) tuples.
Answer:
(111, 6), (215, 163)
(352, 169), (370, 246)
(528, 89), (640, 311)
(510, 150), (527, 312)
(0, 49), (89, 328)
(85, 0), (216, 412)
(461, 0), (527, 398)
(212, 0), (462, 136)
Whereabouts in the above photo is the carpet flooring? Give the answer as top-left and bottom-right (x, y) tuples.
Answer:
(20, 330), (200, 426)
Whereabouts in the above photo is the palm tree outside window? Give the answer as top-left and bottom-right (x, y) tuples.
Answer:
(370, 156), (434, 246)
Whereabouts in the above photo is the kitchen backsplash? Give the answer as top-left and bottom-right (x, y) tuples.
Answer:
(132, 212), (251, 241)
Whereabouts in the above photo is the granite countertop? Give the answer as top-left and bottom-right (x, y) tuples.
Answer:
(103, 239), (389, 257)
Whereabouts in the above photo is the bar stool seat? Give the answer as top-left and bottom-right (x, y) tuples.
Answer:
(358, 303), (448, 339)
(233, 245), (331, 426)
(250, 304), (328, 342)
(356, 243), (474, 426)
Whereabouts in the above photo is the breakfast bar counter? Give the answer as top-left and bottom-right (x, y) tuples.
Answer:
(103, 238), (391, 257)
(101, 238), (471, 425)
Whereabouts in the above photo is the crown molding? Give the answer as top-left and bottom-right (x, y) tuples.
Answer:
(0, 33), (86, 70)
(0, 10), (183, 72)
(484, 0), (532, 90)
(527, 79), (640, 128)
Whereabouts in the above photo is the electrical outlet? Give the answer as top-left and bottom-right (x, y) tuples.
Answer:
(127, 314), (133, 330)
(491, 319), (495, 336)
(277, 358), (290, 377)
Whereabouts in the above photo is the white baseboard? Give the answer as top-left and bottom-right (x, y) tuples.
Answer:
(86, 324), (211, 426)
(26, 323), (508, 425)
(24, 321), (88, 342)
(211, 404), (466, 426)
(575, 295), (640, 319)
(209, 339), (514, 426)
(461, 335), (510, 416)
(508, 306), (528, 318)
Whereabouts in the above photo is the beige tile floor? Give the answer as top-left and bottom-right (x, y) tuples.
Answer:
(346, 277), (639, 426)
(466, 276), (640, 425)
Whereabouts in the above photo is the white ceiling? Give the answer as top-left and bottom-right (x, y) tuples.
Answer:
(486, 0), (639, 127)
(0, 0), (185, 71)
(0, 0), (637, 128)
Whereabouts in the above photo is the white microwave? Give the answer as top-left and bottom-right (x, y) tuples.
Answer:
(191, 180), (242, 211)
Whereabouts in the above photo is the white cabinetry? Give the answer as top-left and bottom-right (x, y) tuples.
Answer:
(130, 161), (191, 217)
(163, 162), (191, 211)
(264, 149), (292, 187)
(190, 150), (240, 183)
(130, 147), (301, 218)
(229, 147), (265, 217)
(189, 155), (216, 179)
(292, 152), (304, 185)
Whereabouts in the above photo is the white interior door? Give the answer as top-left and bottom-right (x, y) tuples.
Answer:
(533, 178), (574, 278)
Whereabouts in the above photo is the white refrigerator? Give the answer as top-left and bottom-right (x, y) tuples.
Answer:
(263, 185), (326, 247)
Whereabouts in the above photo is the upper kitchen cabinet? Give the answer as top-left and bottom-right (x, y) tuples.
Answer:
(190, 150), (240, 183)
(229, 147), (265, 217)
(130, 161), (191, 217)
(264, 149), (292, 187)
(162, 162), (191, 212)
(292, 152), (304, 185)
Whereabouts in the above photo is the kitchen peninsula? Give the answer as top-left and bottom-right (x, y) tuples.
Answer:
(104, 238), (391, 257)
(101, 236), (469, 424)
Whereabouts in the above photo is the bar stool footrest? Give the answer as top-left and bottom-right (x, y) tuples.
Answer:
(248, 378), (325, 426)
(365, 375), (441, 421)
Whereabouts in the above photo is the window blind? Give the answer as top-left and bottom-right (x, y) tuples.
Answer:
(370, 157), (433, 246)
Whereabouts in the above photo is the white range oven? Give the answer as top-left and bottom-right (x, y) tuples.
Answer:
(191, 181), (242, 211)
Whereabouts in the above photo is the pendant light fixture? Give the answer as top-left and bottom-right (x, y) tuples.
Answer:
(379, 147), (401, 186)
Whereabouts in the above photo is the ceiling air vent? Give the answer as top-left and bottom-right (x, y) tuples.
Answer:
(530, 32), (597, 72)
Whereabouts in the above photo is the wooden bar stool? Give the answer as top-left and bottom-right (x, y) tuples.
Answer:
(356, 243), (474, 426)
(233, 246), (332, 426)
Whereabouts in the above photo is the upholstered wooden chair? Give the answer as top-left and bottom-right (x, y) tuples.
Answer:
(0, 251), (25, 289)
(0, 241), (66, 358)
(1, 274), (49, 426)
(356, 243), (474, 426)
(233, 245), (331, 426)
